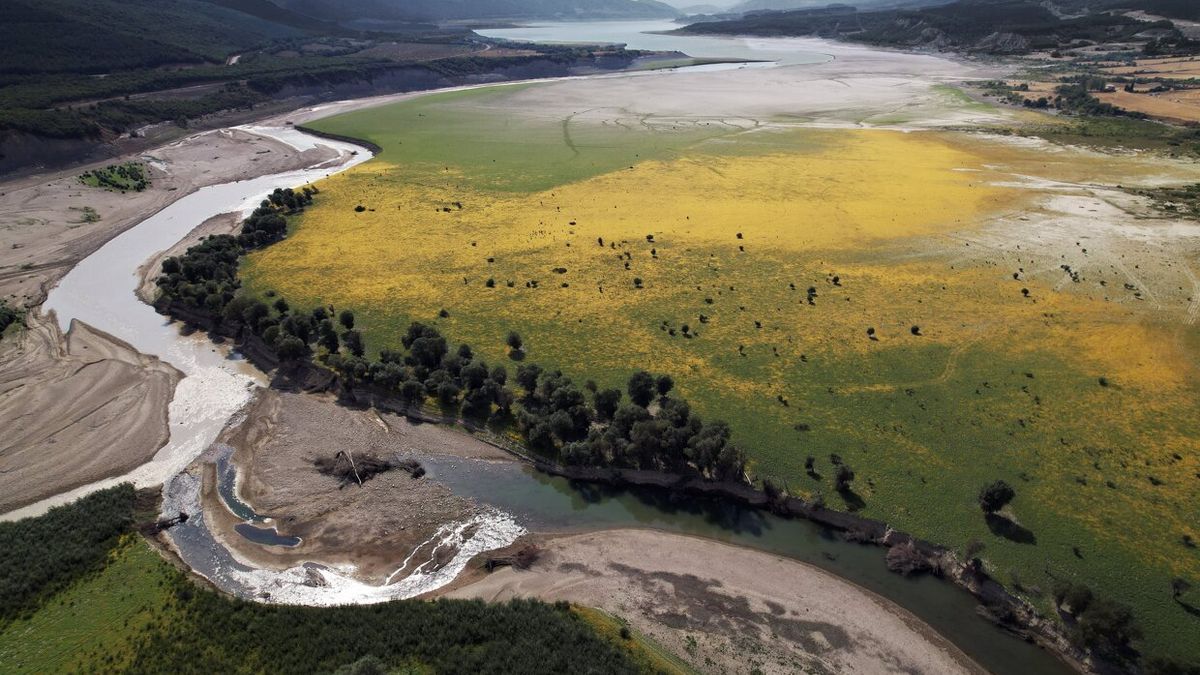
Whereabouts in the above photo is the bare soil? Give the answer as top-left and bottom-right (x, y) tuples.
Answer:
(0, 316), (179, 513)
(447, 528), (983, 675)
(201, 390), (510, 582)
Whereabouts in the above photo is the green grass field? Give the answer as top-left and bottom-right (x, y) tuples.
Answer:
(0, 538), (176, 673)
(244, 84), (1200, 664)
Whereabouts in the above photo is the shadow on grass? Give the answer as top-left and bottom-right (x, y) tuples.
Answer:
(1176, 599), (1200, 620)
(986, 513), (1037, 545)
(837, 488), (865, 512)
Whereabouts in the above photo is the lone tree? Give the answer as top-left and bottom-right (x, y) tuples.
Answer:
(506, 330), (524, 353)
(339, 309), (355, 330)
(655, 374), (674, 399)
(627, 370), (656, 407)
(834, 464), (856, 492)
(978, 480), (1015, 514)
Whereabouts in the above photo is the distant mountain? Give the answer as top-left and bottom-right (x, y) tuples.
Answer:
(276, 0), (679, 22)
(677, 0), (1186, 53)
(729, 0), (918, 11)
(0, 0), (310, 75)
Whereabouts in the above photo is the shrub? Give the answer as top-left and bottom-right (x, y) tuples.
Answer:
(978, 480), (1015, 513)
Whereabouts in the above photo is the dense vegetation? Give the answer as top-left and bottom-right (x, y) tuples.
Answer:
(0, 484), (141, 626)
(1135, 182), (1200, 219)
(0, 486), (658, 674)
(679, 0), (1184, 54)
(79, 162), (151, 192)
(0, 299), (22, 339)
(132, 593), (644, 674)
(0, 0), (303, 76)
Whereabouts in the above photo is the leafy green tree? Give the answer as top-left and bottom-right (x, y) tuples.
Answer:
(627, 370), (656, 407)
(462, 360), (489, 390)
(834, 464), (856, 492)
(507, 331), (524, 353)
(318, 321), (339, 354)
(400, 380), (424, 407)
(594, 388), (622, 421)
(655, 374), (674, 399)
(339, 309), (355, 330)
(276, 335), (307, 361)
(978, 480), (1015, 514)
(342, 329), (364, 358)
(516, 364), (544, 393)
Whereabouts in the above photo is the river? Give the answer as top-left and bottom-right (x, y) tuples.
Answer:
(30, 21), (1071, 675)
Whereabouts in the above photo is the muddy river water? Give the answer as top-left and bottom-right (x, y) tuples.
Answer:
(32, 21), (1071, 674)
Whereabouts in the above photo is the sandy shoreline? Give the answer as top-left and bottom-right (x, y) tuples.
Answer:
(447, 527), (984, 674)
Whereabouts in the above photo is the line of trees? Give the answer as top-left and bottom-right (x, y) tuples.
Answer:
(155, 190), (748, 483)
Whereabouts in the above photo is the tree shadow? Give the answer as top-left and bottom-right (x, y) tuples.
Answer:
(1176, 599), (1200, 619)
(508, 349), (525, 362)
(837, 488), (865, 512)
(985, 513), (1037, 545)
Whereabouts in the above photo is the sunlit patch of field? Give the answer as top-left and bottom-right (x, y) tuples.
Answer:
(0, 539), (177, 673)
(1094, 89), (1200, 124)
(245, 90), (1200, 661)
(1103, 56), (1200, 80)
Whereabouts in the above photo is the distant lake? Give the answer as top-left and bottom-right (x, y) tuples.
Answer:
(476, 20), (835, 66)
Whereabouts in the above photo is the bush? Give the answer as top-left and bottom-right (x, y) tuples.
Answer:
(978, 480), (1015, 513)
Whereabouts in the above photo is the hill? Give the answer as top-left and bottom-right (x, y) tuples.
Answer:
(0, 0), (311, 76)
(278, 0), (679, 22)
(677, 0), (1182, 54)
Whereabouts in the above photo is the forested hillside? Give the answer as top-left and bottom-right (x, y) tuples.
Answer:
(278, 0), (678, 21)
(678, 0), (1185, 53)
(0, 0), (309, 76)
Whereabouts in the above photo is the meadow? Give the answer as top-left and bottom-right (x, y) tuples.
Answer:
(243, 84), (1200, 663)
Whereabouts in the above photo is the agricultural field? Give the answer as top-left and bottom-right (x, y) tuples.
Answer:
(242, 82), (1200, 662)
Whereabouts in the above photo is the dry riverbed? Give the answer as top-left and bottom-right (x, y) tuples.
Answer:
(0, 127), (341, 517)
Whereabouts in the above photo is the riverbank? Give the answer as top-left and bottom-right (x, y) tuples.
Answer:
(0, 127), (343, 518)
(198, 389), (513, 584)
(448, 528), (984, 674)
